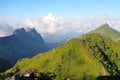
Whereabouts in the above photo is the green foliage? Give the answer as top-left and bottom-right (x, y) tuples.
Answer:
(2, 33), (120, 80)
(81, 33), (119, 75)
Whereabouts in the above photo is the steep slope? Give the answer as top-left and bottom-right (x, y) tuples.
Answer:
(0, 58), (11, 72)
(91, 23), (120, 40)
(3, 33), (120, 80)
(0, 28), (48, 65)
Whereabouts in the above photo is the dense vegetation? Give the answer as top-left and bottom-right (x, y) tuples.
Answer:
(1, 33), (120, 80)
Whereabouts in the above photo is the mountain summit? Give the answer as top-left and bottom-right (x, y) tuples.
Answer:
(91, 23), (120, 40)
(14, 28), (39, 36)
(13, 28), (26, 36)
(0, 28), (48, 65)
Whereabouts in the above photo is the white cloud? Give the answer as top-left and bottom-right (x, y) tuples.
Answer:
(42, 13), (62, 34)
(0, 13), (120, 42)
(24, 13), (80, 35)
(0, 16), (14, 36)
(109, 20), (120, 31)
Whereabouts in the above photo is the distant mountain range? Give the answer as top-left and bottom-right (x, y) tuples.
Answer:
(46, 40), (66, 50)
(0, 28), (48, 65)
(2, 23), (120, 80)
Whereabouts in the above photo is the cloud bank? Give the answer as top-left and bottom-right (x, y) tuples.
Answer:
(0, 13), (120, 42)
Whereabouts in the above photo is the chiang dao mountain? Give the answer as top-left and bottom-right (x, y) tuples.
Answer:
(0, 28), (48, 65)
(2, 24), (120, 80)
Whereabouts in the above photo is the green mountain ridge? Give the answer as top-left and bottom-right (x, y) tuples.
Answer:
(2, 33), (120, 80)
(90, 23), (120, 40)
(1, 24), (120, 80)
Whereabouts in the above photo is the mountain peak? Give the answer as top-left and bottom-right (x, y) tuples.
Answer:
(101, 23), (109, 26)
(98, 23), (111, 29)
(13, 27), (39, 36)
(13, 28), (27, 36)
(90, 23), (120, 40)
(25, 27), (37, 33)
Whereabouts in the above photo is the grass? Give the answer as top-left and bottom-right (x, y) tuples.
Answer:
(2, 33), (120, 80)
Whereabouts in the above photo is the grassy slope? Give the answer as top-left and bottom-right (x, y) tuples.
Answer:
(3, 33), (120, 80)
(5, 34), (107, 80)
(91, 23), (120, 40)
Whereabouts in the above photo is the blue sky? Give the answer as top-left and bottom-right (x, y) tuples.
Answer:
(0, 0), (120, 42)
(1, 0), (120, 19)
